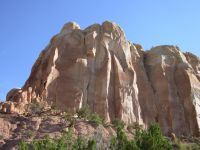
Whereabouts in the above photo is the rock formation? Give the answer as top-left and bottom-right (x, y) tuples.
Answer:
(0, 113), (117, 150)
(0, 21), (200, 137)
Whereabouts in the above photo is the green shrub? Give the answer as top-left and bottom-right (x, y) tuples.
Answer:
(32, 136), (58, 150)
(77, 105), (91, 119)
(0, 134), (3, 140)
(26, 101), (46, 115)
(77, 105), (102, 126)
(89, 113), (103, 125)
(110, 123), (172, 150)
(18, 129), (97, 150)
(18, 140), (29, 150)
(110, 126), (139, 150)
(62, 113), (76, 127)
(112, 119), (125, 129)
(135, 123), (172, 150)
(173, 138), (200, 150)
(72, 136), (96, 150)
(26, 130), (35, 138)
(86, 140), (96, 150)
(127, 122), (143, 134)
(18, 117), (173, 150)
(72, 136), (87, 149)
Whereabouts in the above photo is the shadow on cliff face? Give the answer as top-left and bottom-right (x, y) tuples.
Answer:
(1, 22), (200, 137)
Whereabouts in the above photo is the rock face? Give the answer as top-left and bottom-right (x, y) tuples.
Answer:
(1, 21), (200, 136)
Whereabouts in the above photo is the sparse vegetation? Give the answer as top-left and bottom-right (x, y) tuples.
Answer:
(26, 129), (35, 138)
(77, 105), (102, 125)
(0, 134), (4, 140)
(18, 130), (97, 150)
(77, 105), (91, 119)
(63, 113), (76, 127)
(110, 125), (139, 150)
(173, 137), (200, 150)
(19, 121), (173, 150)
(89, 113), (103, 125)
(112, 119), (125, 129)
(26, 101), (46, 115)
(18, 107), (200, 150)
(127, 122), (143, 134)
(18, 140), (29, 150)
(135, 123), (172, 150)
(110, 122), (172, 150)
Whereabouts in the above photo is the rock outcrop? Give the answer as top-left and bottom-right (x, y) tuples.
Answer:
(0, 113), (117, 150)
(1, 21), (200, 137)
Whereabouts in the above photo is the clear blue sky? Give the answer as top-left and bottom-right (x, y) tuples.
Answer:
(0, 0), (200, 100)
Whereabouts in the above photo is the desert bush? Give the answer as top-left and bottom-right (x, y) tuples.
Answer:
(135, 123), (172, 150)
(72, 136), (96, 150)
(18, 129), (97, 150)
(110, 123), (172, 150)
(26, 129), (35, 138)
(0, 134), (3, 140)
(26, 101), (46, 115)
(18, 140), (29, 150)
(127, 122), (143, 134)
(173, 137), (200, 150)
(18, 114), (173, 150)
(86, 140), (96, 150)
(77, 105), (102, 126)
(31, 135), (59, 150)
(110, 125), (139, 150)
(62, 113), (76, 128)
(77, 105), (91, 119)
(89, 113), (103, 125)
(112, 119), (125, 129)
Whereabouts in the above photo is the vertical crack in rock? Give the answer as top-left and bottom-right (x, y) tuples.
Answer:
(1, 21), (200, 136)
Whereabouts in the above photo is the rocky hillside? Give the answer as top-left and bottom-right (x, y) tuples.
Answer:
(0, 109), (118, 150)
(1, 21), (200, 138)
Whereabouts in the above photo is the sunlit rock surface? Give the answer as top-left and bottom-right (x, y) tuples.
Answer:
(1, 21), (200, 136)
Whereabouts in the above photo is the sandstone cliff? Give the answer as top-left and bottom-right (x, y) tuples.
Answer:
(0, 21), (200, 137)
